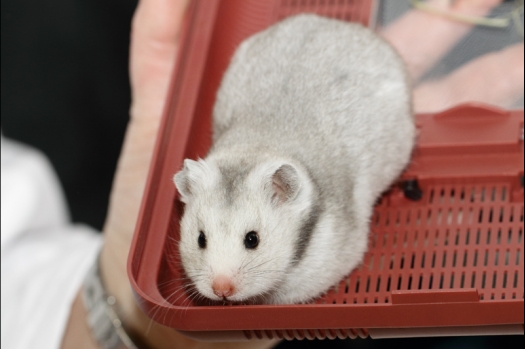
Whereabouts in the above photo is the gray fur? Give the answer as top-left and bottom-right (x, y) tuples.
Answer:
(294, 200), (323, 265)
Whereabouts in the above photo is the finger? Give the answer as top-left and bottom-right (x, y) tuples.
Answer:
(381, 0), (503, 82)
(130, 0), (191, 122)
(108, 0), (191, 231)
(413, 42), (524, 113)
(103, 0), (191, 284)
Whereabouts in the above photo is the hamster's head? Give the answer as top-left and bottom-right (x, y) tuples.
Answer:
(173, 157), (315, 304)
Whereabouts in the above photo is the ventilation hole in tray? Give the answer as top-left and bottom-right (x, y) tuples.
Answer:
(501, 187), (507, 202)
(374, 212), (380, 226)
(464, 229), (471, 244)
(452, 251), (457, 267)
(397, 275), (403, 290)
(513, 271), (519, 288)
(439, 188), (446, 204)
(473, 250), (478, 267)
(450, 273), (455, 288)
(379, 254), (384, 270)
(418, 275), (423, 289)
(471, 272), (476, 288)
(519, 228), (523, 243)
(486, 229), (492, 244)
(439, 274), (444, 289)
(393, 232), (398, 248)
(355, 277), (360, 293)
(482, 272), (487, 289)
(517, 249), (521, 266)
(476, 229), (481, 245)
(488, 208), (494, 223)
(429, 274), (434, 288)
(376, 276), (381, 292)
(478, 208), (484, 223)
(455, 230), (461, 246)
(468, 188), (475, 203)
(484, 250), (489, 267)
(503, 272), (508, 288)
(386, 276), (391, 292)
(432, 252), (437, 268)
(442, 251), (447, 268)
(463, 250), (468, 267)
(495, 250), (500, 266)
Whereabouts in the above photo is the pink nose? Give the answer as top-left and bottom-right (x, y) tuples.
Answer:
(212, 275), (235, 298)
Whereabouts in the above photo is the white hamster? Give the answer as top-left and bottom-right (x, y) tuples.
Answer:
(174, 14), (415, 304)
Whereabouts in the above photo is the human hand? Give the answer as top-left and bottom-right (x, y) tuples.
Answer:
(100, 0), (276, 348)
(381, 0), (524, 113)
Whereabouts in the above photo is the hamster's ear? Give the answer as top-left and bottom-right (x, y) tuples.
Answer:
(173, 159), (209, 203)
(271, 164), (300, 205)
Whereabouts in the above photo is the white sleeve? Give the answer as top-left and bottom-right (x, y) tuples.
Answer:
(1, 135), (103, 349)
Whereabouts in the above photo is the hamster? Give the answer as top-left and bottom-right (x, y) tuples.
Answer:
(173, 14), (415, 304)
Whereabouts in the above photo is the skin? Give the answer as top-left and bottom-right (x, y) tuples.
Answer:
(59, 0), (523, 348)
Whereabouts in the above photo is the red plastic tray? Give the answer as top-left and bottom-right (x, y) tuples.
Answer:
(128, 0), (524, 341)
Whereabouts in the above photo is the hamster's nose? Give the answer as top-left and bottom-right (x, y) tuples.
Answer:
(212, 275), (235, 298)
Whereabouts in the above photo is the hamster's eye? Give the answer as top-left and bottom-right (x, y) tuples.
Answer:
(198, 231), (207, 249)
(244, 231), (259, 249)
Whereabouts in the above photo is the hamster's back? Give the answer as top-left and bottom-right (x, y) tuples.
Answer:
(211, 14), (414, 212)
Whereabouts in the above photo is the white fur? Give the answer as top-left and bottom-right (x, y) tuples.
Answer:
(173, 14), (415, 304)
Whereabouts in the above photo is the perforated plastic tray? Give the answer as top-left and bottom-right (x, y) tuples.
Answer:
(128, 0), (524, 341)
